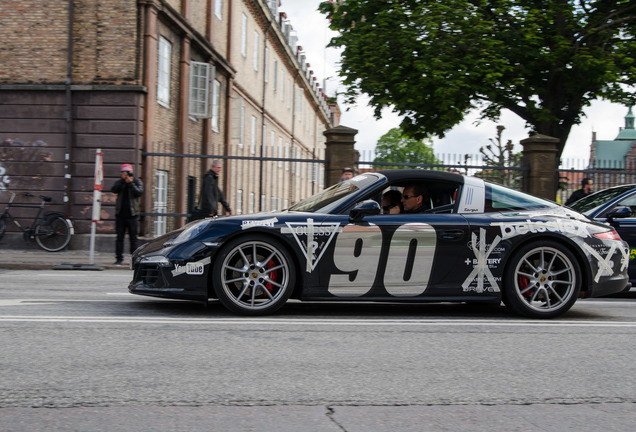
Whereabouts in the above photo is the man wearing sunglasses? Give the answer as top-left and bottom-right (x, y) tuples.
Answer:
(401, 184), (430, 213)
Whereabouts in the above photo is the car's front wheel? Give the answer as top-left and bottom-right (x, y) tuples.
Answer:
(503, 240), (582, 318)
(212, 235), (296, 315)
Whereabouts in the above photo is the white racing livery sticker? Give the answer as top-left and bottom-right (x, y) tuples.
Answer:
(457, 176), (485, 214)
(491, 219), (591, 239)
(462, 228), (501, 293)
(583, 243), (629, 282)
(281, 218), (342, 273)
(241, 217), (278, 230)
(172, 256), (211, 277)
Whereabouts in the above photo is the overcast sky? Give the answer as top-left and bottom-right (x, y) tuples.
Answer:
(281, 0), (631, 163)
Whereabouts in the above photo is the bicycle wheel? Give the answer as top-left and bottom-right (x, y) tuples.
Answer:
(0, 215), (6, 241)
(35, 216), (72, 252)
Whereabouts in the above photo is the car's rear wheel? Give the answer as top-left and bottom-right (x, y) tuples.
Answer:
(503, 240), (581, 318)
(212, 235), (295, 315)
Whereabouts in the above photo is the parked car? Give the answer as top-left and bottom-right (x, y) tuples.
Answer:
(569, 184), (636, 285)
(129, 170), (629, 318)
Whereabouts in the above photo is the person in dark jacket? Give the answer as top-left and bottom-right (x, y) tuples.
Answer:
(111, 163), (144, 265)
(200, 160), (232, 217)
(565, 177), (593, 206)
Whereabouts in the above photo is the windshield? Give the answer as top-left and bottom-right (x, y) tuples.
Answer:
(569, 185), (636, 215)
(288, 174), (381, 213)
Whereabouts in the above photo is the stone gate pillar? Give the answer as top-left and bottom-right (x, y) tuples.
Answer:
(520, 134), (560, 200)
(323, 125), (358, 187)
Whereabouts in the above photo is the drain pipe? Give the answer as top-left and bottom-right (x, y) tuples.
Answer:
(64, 0), (74, 216)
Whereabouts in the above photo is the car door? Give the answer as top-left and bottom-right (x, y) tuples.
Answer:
(307, 212), (472, 299)
(603, 193), (636, 283)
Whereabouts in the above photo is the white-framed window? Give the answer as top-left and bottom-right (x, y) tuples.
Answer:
(214, 0), (222, 19)
(211, 78), (221, 132)
(189, 61), (210, 117)
(280, 69), (285, 101)
(241, 14), (247, 57)
(271, 197), (279, 211)
(264, 47), (269, 83)
(278, 137), (283, 168)
(273, 60), (278, 91)
(287, 79), (291, 108)
(249, 192), (255, 213)
(284, 199), (288, 209)
(239, 99), (245, 148)
(157, 36), (171, 107)
(291, 146), (296, 174)
(154, 170), (168, 237)
(253, 32), (259, 71)
(295, 86), (304, 116)
(237, 189), (243, 214)
(261, 194), (266, 211)
(250, 115), (257, 154)
(285, 142), (290, 171)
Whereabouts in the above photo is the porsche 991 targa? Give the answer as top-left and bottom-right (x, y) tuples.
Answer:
(129, 170), (629, 318)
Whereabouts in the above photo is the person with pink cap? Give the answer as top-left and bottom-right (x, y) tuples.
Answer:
(110, 163), (144, 265)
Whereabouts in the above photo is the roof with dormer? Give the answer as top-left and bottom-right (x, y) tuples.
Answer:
(592, 106), (636, 166)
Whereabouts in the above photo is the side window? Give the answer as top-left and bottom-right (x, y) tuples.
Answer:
(157, 37), (171, 107)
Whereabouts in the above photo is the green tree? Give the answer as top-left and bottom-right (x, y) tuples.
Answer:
(373, 127), (438, 169)
(318, 0), (636, 159)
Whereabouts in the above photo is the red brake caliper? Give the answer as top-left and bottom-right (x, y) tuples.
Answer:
(265, 259), (277, 292)
(518, 275), (531, 297)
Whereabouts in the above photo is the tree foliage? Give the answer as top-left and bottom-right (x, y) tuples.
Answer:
(373, 127), (438, 168)
(318, 0), (636, 158)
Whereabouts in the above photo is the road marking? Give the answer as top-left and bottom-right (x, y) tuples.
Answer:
(1, 315), (636, 328)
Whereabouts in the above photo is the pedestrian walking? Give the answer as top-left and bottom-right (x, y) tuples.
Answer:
(199, 160), (232, 218)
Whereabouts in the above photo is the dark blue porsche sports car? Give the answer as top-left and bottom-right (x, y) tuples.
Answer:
(129, 170), (629, 318)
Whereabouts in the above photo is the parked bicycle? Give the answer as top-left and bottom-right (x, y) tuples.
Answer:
(0, 191), (74, 252)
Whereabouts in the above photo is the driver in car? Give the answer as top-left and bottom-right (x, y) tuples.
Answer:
(401, 184), (430, 213)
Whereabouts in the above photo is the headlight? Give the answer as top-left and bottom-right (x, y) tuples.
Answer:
(140, 255), (171, 266)
(164, 219), (212, 246)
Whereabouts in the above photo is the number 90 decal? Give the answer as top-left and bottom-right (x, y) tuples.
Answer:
(328, 223), (436, 297)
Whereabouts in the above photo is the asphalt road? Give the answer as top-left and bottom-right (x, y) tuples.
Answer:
(1, 269), (636, 431)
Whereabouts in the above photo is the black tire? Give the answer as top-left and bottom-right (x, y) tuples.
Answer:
(35, 216), (72, 252)
(0, 215), (6, 241)
(212, 235), (296, 315)
(503, 240), (582, 319)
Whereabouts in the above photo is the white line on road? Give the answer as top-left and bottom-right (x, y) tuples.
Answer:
(1, 315), (636, 328)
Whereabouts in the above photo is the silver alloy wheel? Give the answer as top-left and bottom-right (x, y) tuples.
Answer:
(220, 240), (291, 310)
(512, 246), (576, 313)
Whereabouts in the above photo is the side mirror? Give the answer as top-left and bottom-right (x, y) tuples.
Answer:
(349, 200), (381, 223)
(606, 206), (633, 220)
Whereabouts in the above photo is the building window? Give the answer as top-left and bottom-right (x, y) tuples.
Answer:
(241, 14), (247, 57)
(253, 32), (259, 71)
(211, 79), (221, 132)
(250, 115), (257, 154)
(239, 99), (245, 148)
(214, 0), (222, 19)
(285, 142), (290, 171)
(189, 61), (210, 117)
(249, 192), (255, 213)
(278, 137), (283, 168)
(264, 47), (269, 83)
(261, 194), (266, 211)
(237, 189), (243, 215)
(273, 60), (278, 91)
(154, 170), (168, 236)
(157, 37), (171, 107)
(280, 69), (285, 101)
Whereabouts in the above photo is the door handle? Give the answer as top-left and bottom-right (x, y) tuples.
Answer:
(439, 229), (464, 240)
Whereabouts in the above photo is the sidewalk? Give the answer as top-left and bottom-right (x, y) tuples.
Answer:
(0, 248), (131, 271)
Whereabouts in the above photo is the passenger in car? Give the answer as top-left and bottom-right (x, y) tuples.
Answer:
(401, 184), (431, 213)
(382, 190), (403, 214)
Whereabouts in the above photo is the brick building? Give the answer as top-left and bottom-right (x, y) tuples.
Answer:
(0, 0), (335, 249)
